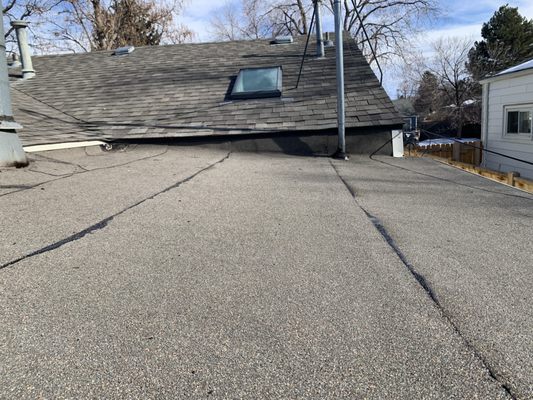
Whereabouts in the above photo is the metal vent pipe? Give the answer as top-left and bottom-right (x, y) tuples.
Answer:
(0, 10), (28, 167)
(333, 0), (347, 158)
(10, 20), (35, 79)
(315, 0), (325, 58)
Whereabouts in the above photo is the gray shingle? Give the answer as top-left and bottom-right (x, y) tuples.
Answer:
(11, 35), (402, 145)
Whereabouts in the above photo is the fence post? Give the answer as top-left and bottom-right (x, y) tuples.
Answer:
(474, 142), (482, 165)
(507, 171), (520, 186)
(452, 142), (461, 161)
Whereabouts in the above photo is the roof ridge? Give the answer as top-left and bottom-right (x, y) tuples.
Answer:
(30, 36), (310, 59)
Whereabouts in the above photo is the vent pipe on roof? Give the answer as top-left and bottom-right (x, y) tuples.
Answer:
(314, 0), (325, 58)
(8, 52), (21, 68)
(0, 10), (28, 167)
(324, 32), (334, 47)
(10, 20), (35, 79)
(333, 0), (347, 159)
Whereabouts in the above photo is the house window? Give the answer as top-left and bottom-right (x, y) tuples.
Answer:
(230, 67), (282, 99)
(505, 107), (532, 135)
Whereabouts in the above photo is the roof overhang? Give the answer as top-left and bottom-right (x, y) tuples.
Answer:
(480, 67), (533, 84)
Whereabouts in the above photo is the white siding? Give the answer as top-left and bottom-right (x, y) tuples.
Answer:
(483, 73), (533, 179)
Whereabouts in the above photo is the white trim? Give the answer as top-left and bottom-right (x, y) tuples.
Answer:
(24, 140), (107, 153)
(480, 68), (533, 84)
(502, 104), (533, 140)
(392, 130), (403, 157)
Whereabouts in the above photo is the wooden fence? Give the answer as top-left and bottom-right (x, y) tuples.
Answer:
(404, 141), (533, 193)
(407, 141), (483, 165)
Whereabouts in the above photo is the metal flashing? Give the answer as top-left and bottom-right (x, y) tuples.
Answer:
(230, 66), (282, 100)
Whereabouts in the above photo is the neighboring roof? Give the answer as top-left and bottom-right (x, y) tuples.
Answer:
(495, 58), (533, 76)
(480, 58), (533, 83)
(10, 35), (403, 145)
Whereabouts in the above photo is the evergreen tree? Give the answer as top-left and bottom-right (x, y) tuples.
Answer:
(413, 71), (438, 120)
(467, 5), (533, 80)
(112, 0), (168, 47)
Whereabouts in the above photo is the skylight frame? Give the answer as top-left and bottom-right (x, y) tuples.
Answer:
(230, 66), (283, 100)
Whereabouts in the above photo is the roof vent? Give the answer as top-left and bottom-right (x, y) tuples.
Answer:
(323, 32), (334, 48)
(113, 45), (135, 56)
(7, 53), (21, 68)
(271, 35), (293, 45)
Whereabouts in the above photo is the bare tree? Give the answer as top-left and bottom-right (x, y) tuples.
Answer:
(4, 0), (193, 53)
(327, 0), (438, 65)
(209, 0), (438, 68)
(2, 0), (62, 52)
(270, 0), (309, 35)
(210, 1), (242, 41)
(210, 0), (288, 41)
(425, 36), (478, 137)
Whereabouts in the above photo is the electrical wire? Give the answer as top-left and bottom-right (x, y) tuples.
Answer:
(13, 89), (310, 135)
(350, 0), (383, 85)
(418, 129), (533, 167)
(295, 2), (317, 89)
(0, 147), (169, 198)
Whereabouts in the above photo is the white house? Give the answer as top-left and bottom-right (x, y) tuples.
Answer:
(481, 59), (533, 179)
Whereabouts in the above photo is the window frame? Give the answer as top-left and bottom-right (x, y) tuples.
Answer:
(503, 104), (533, 139)
(230, 66), (283, 100)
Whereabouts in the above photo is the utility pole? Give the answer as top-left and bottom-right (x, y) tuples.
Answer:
(0, 9), (27, 167)
(333, 0), (347, 159)
(314, 0), (325, 58)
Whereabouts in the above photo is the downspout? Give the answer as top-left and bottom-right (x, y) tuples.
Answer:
(481, 82), (490, 168)
(0, 11), (27, 167)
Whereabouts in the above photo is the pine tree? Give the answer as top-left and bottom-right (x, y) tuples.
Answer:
(413, 71), (438, 120)
(467, 5), (533, 80)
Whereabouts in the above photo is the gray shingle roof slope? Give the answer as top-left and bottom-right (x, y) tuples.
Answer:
(10, 35), (402, 143)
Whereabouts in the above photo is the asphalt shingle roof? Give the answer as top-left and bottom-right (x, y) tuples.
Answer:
(10, 35), (402, 145)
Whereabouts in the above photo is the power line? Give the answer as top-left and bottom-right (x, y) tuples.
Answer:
(350, 0), (383, 85)
(295, 3), (316, 89)
(419, 129), (533, 167)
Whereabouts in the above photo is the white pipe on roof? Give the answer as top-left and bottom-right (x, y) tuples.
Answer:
(333, 0), (347, 158)
(0, 9), (28, 167)
(10, 20), (35, 79)
(315, 0), (325, 58)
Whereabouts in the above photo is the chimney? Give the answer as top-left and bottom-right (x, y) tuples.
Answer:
(10, 20), (35, 79)
(0, 12), (27, 167)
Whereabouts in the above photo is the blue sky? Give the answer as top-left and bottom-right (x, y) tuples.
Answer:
(180, 1), (533, 96)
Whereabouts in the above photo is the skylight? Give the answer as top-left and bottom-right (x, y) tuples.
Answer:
(230, 67), (282, 99)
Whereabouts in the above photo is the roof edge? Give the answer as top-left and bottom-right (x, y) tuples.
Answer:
(480, 60), (533, 84)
